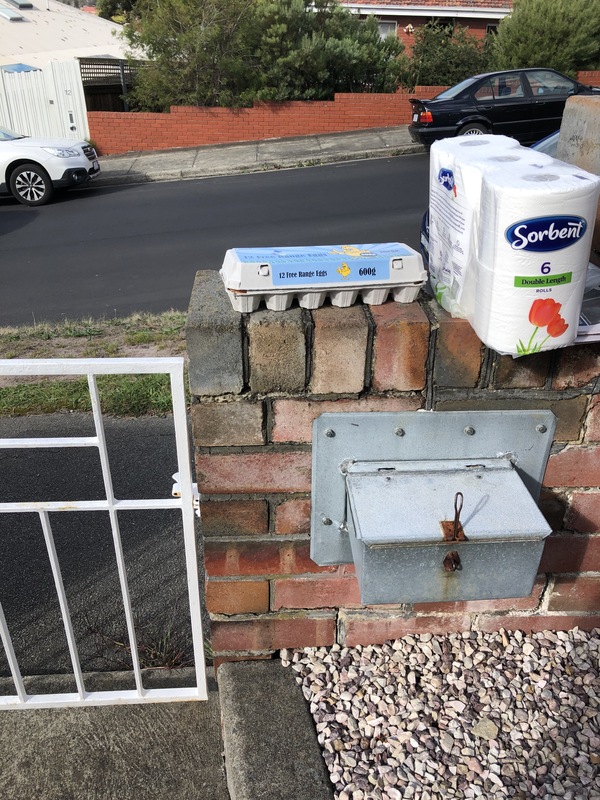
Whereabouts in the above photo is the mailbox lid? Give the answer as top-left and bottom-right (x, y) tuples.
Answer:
(346, 458), (551, 547)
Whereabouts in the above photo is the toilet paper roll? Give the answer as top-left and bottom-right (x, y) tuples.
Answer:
(474, 165), (600, 354)
(428, 136), (521, 291)
(428, 136), (554, 317)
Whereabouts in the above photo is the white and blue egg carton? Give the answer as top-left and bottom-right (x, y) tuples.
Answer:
(220, 243), (427, 312)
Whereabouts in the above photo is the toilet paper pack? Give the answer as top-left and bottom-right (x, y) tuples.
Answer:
(428, 135), (600, 356)
(474, 164), (600, 354)
(428, 136), (553, 319)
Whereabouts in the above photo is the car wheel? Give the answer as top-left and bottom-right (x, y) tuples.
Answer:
(458, 123), (489, 137)
(9, 163), (55, 206)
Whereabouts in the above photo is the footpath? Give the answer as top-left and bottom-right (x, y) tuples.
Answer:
(95, 125), (423, 186)
(0, 128), (424, 800)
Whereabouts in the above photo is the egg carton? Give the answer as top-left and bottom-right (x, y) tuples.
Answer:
(220, 243), (426, 313)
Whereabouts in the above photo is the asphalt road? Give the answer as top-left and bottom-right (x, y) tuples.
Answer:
(0, 154), (429, 326)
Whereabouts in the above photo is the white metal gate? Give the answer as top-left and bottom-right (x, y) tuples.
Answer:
(0, 357), (207, 709)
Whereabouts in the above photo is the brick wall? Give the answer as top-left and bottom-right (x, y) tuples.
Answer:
(187, 271), (600, 664)
(579, 71), (600, 88)
(88, 88), (446, 155)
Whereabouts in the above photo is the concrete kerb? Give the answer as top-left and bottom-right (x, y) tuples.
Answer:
(218, 660), (334, 800)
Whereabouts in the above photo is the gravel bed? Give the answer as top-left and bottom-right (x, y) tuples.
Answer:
(282, 628), (600, 800)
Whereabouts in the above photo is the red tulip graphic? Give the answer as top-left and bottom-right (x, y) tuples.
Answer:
(528, 298), (561, 327)
(547, 314), (568, 338)
(517, 298), (569, 355)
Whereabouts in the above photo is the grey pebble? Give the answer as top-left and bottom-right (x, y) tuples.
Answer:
(282, 627), (600, 800)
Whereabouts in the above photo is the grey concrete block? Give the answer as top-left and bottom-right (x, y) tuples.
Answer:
(187, 270), (244, 396)
(247, 307), (307, 393)
(219, 660), (333, 800)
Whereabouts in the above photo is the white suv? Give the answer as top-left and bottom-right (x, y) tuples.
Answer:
(0, 126), (100, 206)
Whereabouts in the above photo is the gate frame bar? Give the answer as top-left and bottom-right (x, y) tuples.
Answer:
(0, 358), (207, 709)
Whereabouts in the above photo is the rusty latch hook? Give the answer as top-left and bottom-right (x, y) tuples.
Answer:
(453, 491), (464, 540)
(441, 491), (468, 542)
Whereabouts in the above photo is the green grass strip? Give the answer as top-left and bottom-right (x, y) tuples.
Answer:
(0, 374), (175, 417)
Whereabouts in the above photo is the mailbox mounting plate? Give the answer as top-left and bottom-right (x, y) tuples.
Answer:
(310, 410), (556, 565)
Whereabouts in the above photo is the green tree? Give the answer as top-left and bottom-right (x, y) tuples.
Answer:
(121, 0), (405, 110)
(490, 0), (600, 76)
(97, 0), (137, 23)
(247, 0), (405, 101)
(401, 22), (490, 90)
(122, 0), (255, 110)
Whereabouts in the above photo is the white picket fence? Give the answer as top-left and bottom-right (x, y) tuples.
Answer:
(0, 60), (89, 140)
(0, 358), (207, 709)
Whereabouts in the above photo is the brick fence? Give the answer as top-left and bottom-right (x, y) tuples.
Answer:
(89, 72), (600, 156)
(187, 271), (600, 665)
(88, 87), (445, 155)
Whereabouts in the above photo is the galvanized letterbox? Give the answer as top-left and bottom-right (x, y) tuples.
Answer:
(311, 410), (555, 606)
(345, 458), (551, 605)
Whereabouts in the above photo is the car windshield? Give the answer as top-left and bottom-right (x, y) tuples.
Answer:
(532, 131), (559, 157)
(0, 126), (26, 141)
(433, 77), (479, 100)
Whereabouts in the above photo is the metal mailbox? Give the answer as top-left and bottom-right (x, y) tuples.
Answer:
(311, 410), (556, 606)
(345, 458), (551, 605)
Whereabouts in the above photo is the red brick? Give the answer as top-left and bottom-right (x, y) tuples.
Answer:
(552, 344), (600, 389)
(586, 395), (600, 442)
(200, 500), (268, 537)
(206, 580), (269, 614)
(272, 576), (362, 610)
(477, 613), (600, 633)
(431, 304), (483, 388)
(540, 533), (600, 573)
(196, 451), (311, 494)
(191, 401), (264, 447)
(204, 540), (336, 577)
(274, 498), (311, 535)
(412, 577), (545, 614)
(211, 612), (336, 651)
(548, 575), (600, 612)
(339, 610), (472, 646)
(544, 445), (600, 487)
(310, 305), (369, 394)
(566, 492), (600, 533)
(370, 302), (430, 391)
(272, 395), (422, 443)
(494, 352), (551, 389)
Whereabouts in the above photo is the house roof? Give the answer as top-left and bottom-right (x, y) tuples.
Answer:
(0, 0), (131, 68)
(341, 1), (512, 17)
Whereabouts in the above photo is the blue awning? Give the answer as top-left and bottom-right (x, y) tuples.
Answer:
(1, 63), (40, 73)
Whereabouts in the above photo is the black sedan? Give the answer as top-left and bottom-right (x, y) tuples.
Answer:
(409, 68), (600, 147)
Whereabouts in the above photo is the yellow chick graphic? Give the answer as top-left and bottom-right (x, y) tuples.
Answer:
(330, 245), (372, 258)
(337, 262), (351, 279)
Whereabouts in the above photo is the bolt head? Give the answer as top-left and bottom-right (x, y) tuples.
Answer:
(394, 427), (405, 437)
(321, 516), (333, 526)
(324, 429), (336, 438)
(536, 424), (547, 434)
(464, 426), (476, 436)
